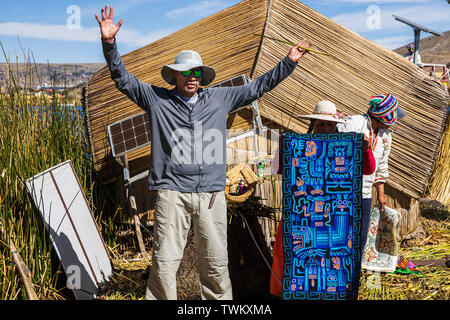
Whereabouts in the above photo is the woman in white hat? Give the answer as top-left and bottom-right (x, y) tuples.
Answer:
(270, 100), (375, 298)
(298, 100), (375, 173)
(300, 100), (347, 133)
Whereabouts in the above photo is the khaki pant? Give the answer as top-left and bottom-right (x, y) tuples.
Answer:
(145, 189), (233, 300)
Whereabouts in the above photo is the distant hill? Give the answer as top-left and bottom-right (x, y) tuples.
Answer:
(393, 30), (450, 65)
(0, 63), (105, 90)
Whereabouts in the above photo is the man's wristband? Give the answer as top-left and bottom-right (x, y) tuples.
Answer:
(102, 37), (115, 44)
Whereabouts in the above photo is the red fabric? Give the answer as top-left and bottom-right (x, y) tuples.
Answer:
(276, 148), (282, 175)
(363, 148), (376, 175)
(271, 142), (284, 297)
(270, 221), (284, 297)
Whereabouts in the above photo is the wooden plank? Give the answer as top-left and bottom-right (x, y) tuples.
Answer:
(123, 155), (148, 257)
(0, 223), (39, 300)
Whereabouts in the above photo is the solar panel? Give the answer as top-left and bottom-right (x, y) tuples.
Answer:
(210, 74), (247, 88)
(26, 160), (112, 300)
(108, 112), (151, 158)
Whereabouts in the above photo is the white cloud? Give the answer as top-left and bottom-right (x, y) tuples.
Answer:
(372, 35), (412, 49)
(331, 3), (449, 34)
(0, 22), (174, 47)
(165, 0), (229, 20)
(0, 22), (97, 42)
(338, 0), (429, 3)
(118, 27), (175, 46)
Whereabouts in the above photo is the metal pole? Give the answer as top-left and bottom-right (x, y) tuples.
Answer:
(251, 108), (272, 251)
(121, 155), (147, 256)
(413, 28), (421, 65)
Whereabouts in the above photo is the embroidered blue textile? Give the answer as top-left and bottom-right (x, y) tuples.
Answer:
(282, 132), (363, 300)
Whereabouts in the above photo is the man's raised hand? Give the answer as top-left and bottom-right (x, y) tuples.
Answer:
(288, 39), (312, 63)
(95, 5), (124, 41)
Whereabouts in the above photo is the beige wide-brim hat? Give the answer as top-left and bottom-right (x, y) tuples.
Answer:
(161, 50), (216, 86)
(299, 100), (346, 123)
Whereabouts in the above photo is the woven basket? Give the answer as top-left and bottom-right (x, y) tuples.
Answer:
(225, 163), (258, 203)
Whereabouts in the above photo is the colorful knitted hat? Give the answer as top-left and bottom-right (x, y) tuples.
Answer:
(368, 93), (406, 125)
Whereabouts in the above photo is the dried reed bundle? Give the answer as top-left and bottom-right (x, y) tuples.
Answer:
(252, 33), (329, 55)
(426, 116), (450, 206)
(227, 163), (259, 185)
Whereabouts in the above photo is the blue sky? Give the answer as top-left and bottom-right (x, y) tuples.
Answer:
(0, 0), (448, 63)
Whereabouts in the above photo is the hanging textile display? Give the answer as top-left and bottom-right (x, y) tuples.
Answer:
(282, 132), (363, 300)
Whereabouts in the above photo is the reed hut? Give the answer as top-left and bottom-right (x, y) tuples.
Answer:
(86, 0), (449, 236)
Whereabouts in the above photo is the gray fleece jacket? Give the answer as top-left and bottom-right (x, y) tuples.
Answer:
(103, 40), (297, 192)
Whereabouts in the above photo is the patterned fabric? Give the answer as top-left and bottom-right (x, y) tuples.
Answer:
(368, 93), (399, 125)
(394, 256), (424, 277)
(282, 132), (363, 300)
(361, 206), (401, 272)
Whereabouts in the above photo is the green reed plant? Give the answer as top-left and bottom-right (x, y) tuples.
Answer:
(0, 43), (123, 299)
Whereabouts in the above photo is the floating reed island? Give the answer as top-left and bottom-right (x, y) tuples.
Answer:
(1, 0), (448, 300)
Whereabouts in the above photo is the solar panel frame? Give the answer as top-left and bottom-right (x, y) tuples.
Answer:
(210, 74), (248, 88)
(107, 112), (151, 158)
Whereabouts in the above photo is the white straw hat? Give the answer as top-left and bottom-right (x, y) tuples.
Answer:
(161, 50), (216, 86)
(299, 100), (346, 123)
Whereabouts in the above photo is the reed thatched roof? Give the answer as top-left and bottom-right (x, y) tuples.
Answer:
(86, 0), (448, 199)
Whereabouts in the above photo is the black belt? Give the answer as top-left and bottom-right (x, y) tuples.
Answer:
(208, 191), (218, 209)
